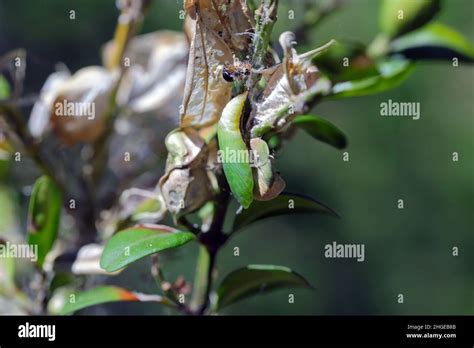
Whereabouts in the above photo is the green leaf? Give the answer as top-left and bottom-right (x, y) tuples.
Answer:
(218, 92), (253, 208)
(390, 22), (474, 62)
(0, 75), (10, 99)
(380, 0), (441, 38)
(312, 41), (378, 83)
(216, 265), (313, 309)
(293, 115), (347, 149)
(54, 286), (141, 315)
(100, 225), (195, 272)
(233, 192), (339, 232)
(0, 252), (15, 295)
(27, 175), (62, 267)
(130, 198), (162, 222)
(329, 59), (415, 99)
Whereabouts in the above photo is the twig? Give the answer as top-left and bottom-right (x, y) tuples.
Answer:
(192, 177), (231, 315)
(150, 254), (195, 315)
(247, 0), (279, 94)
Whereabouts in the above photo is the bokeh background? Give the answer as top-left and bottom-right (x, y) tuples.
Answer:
(0, 0), (472, 315)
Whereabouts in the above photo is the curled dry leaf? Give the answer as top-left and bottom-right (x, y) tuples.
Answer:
(28, 70), (70, 138)
(249, 32), (335, 137)
(102, 31), (189, 191)
(185, 0), (252, 54)
(181, 0), (252, 128)
(71, 243), (122, 276)
(49, 66), (119, 146)
(159, 128), (213, 215)
(104, 31), (188, 116)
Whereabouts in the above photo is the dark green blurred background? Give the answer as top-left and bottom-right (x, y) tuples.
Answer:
(0, 0), (472, 315)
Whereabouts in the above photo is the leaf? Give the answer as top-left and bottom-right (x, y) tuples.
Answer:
(28, 70), (69, 139)
(71, 243), (121, 275)
(250, 138), (285, 201)
(130, 198), (162, 222)
(379, 0), (441, 38)
(311, 41), (378, 83)
(329, 59), (415, 99)
(216, 265), (313, 309)
(159, 129), (213, 215)
(50, 66), (119, 146)
(218, 93), (254, 208)
(27, 175), (62, 268)
(389, 22), (474, 62)
(180, 8), (232, 128)
(249, 35), (334, 137)
(0, 75), (10, 99)
(100, 225), (195, 272)
(292, 115), (347, 149)
(54, 286), (140, 315)
(0, 252), (15, 295)
(233, 192), (339, 231)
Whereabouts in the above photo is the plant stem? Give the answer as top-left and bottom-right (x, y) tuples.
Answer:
(190, 244), (212, 313)
(247, 0), (279, 94)
(90, 0), (149, 196)
(191, 178), (230, 315)
(197, 246), (217, 315)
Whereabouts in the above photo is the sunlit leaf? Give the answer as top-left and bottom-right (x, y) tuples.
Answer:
(292, 115), (347, 149)
(233, 192), (339, 231)
(329, 59), (415, 99)
(390, 22), (474, 62)
(380, 0), (441, 38)
(0, 253), (15, 295)
(0, 75), (10, 99)
(216, 265), (313, 309)
(100, 225), (195, 272)
(52, 286), (147, 315)
(27, 175), (62, 268)
(217, 93), (254, 208)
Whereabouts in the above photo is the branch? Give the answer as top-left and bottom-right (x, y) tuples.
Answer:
(247, 0), (279, 93)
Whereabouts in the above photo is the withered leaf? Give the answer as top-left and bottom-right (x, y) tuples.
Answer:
(180, 2), (234, 128)
(185, 0), (252, 53)
(103, 31), (188, 115)
(249, 33), (335, 137)
(159, 129), (213, 215)
(50, 66), (119, 146)
(28, 70), (70, 139)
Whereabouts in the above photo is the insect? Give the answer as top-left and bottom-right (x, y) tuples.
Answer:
(222, 59), (253, 82)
